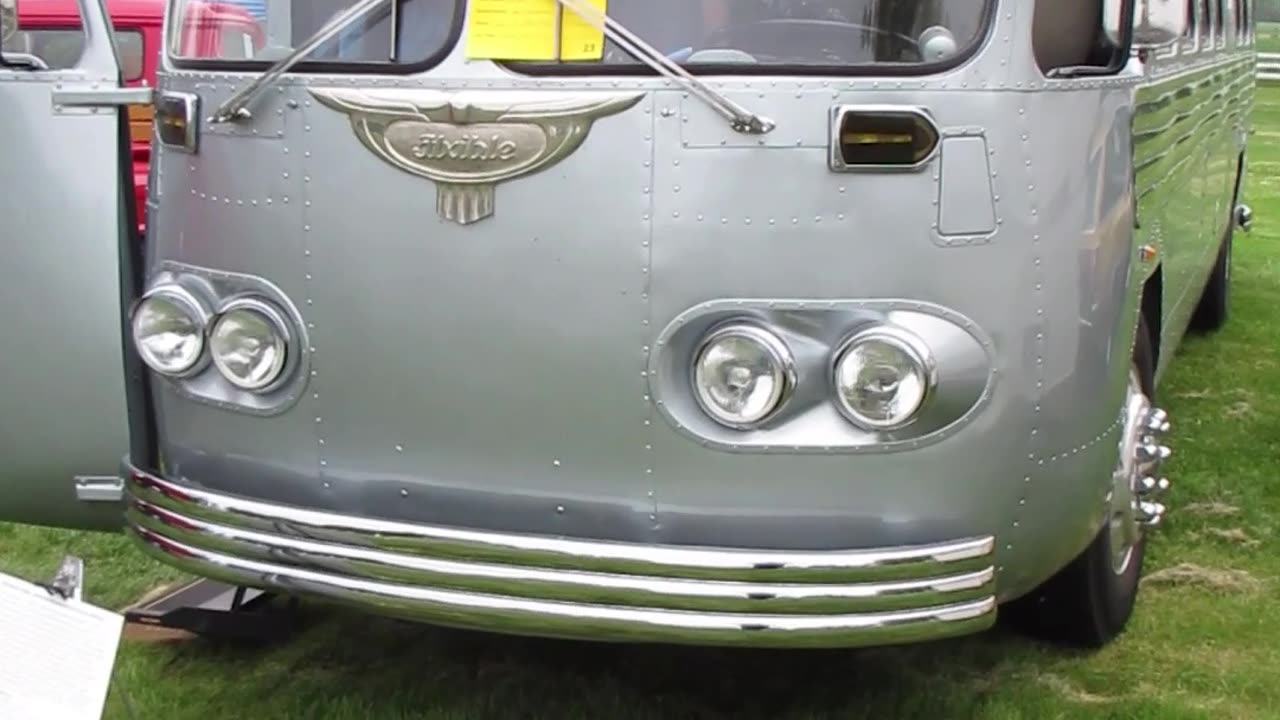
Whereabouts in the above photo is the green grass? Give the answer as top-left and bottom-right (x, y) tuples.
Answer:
(7, 92), (1280, 720)
(1258, 22), (1280, 53)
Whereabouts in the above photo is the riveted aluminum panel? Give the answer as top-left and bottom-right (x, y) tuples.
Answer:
(937, 135), (996, 236)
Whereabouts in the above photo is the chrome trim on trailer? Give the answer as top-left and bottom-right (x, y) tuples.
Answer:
(125, 469), (998, 647)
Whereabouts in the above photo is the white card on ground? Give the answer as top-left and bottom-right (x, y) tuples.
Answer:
(0, 569), (124, 720)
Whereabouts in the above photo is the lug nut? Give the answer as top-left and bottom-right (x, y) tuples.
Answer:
(1139, 476), (1171, 496)
(1137, 501), (1166, 526)
(1137, 443), (1172, 463)
(1146, 414), (1171, 434)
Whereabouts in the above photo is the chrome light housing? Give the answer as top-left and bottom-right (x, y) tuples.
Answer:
(832, 325), (937, 431)
(132, 284), (210, 377)
(692, 323), (796, 429)
(209, 297), (291, 392)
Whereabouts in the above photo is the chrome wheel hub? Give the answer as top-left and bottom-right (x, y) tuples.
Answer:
(1108, 368), (1172, 574)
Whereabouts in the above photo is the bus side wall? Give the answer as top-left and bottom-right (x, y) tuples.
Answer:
(1139, 49), (1254, 380)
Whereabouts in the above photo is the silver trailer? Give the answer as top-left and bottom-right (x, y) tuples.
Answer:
(0, 0), (1256, 650)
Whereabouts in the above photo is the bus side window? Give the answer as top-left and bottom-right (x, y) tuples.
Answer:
(1199, 0), (1211, 46)
(1215, 0), (1225, 46)
(1032, 1), (1123, 75)
(1180, 0), (1197, 53)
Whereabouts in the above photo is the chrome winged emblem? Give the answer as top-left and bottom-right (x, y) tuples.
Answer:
(309, 88), (645, 225)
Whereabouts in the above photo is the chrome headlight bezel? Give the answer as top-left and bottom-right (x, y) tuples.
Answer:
(131, 283), (212, 378)
(208, 296), (293, 394)
(830, 324), (938, 432)
(691, 322), (798, 430)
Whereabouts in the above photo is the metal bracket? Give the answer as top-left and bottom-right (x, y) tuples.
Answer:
(124, 578), (300, 644)
(75, 475), (125, 503)
(45, 556), (85, 602)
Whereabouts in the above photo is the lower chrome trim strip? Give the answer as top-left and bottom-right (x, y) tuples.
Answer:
(128, 471), (994, 583)
(128, 498), (995, 615)
(129, 526), (997, 648)
(124, 468), (1000, 648)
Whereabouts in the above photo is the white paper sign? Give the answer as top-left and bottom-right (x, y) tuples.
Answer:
(0, 570), (124, 720)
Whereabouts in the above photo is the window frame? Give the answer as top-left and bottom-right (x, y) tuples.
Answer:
(166, 0), (467, 75)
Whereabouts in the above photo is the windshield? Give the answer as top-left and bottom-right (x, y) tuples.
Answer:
(568, 0), (991, 68)
(168, 0), (989, 70)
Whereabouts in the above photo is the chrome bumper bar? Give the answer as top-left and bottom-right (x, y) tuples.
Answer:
(124, 469), (998, 648)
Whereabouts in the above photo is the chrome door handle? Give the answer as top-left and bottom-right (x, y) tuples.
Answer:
(52, 86), (154, 108)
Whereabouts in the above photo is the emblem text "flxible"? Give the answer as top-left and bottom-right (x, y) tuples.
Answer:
(412, 133), (519, 162)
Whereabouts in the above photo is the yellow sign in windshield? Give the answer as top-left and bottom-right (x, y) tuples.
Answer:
(464, 0), (606, 61)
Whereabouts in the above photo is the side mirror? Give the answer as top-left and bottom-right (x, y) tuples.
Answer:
(1105, 0), (1188, 51)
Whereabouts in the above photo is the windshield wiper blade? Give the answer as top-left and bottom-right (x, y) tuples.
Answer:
(555, 0), (774, 135)
(211, 0), (390, 124)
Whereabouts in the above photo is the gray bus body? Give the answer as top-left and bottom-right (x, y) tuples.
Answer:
(0, 0), (1255, 649)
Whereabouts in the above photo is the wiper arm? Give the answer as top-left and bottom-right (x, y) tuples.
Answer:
(210, 0), (774, 135)
(211, 0), (390, 124)
(555, 0), (774, 135)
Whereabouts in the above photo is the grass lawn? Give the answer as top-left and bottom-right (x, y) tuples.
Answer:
(1259, 21), (1280, 54)
(5, 91), (1280, 720)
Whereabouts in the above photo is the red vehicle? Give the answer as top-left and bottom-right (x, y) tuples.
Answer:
(10, 0), (262, 233)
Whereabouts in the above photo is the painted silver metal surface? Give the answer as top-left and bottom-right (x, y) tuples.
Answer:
(311, 88), (645, 224)
(937, 135), (997, 236)
(126, 468), (996, 647)
(0, 0), (130, 530)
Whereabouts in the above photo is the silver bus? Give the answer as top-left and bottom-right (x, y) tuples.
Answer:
(0, 0), (1256, 650)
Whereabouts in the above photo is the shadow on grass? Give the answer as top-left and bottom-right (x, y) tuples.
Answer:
(125, 599), (1090, 719)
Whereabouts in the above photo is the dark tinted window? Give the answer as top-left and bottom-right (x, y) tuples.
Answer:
(2, 26), (145, 79)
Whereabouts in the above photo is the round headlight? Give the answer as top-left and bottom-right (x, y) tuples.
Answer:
(132, 286), (209, 377)
(209, 299), (290, 392)
(833, 326), (936, 431)
(692, 324), (796, 429)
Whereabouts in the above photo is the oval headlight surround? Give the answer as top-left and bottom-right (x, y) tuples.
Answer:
(131, 284), (210, 377)
(692, 323), (797, 430)
(832, 325), (937, 431)
(209, 297), (292, 393)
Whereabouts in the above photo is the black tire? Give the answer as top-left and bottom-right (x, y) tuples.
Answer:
(1190, 228), (1231, 332)
(1001, 316), (1155, 648)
